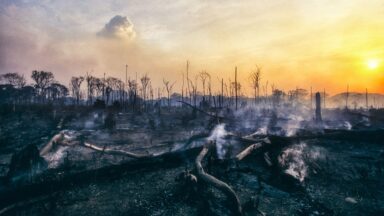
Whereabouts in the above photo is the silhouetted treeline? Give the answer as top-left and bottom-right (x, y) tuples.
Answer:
(0, 69), (314, 111)
(3, 68), (365, 111)
(0, 71), (68, 105)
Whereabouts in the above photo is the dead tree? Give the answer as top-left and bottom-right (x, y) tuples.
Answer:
(85, 73), (93, 105)
(199, 71), (210, 102)
(231, 81), (241, 109)
(163, 79), (176, 107)
(70, 76), (84, 105)
(235, 67), (238, 110)
(181, 72), (185, 103)
(140, 74), (151, 110)
(188, 76), (198, 107)
(127, 79), (138, 110)
(315, 92), (322, 122)
(249, 65), (261, 104)
(186, 60), (191, 103)
(94, 78), (104, 100)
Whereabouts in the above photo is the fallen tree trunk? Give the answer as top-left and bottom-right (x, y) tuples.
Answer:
(83, 142), (152, 159)
(39, 132), (65, 155)
(235, 143), (264, 161)
(195, 142), (243, 215)
(235, 138), (271, 161)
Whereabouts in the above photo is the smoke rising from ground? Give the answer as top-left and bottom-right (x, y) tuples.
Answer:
(207, 124), (229, 159)
(278, 142), (326, 182)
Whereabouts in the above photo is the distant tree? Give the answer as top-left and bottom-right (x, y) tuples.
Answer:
(105, 77), (121, 104)
(249, 65), (261, 103)
(105, 77), (114, 105)
(48, 83), (68, 104)
(272, 89), (285, 107)
(115, 79), (124, 104)
(0, 73), (26, 88)
(93, 78), (104, 99)
(70, 76), (84, 105)
(85, 74), (94, 105)
(127, 79), (138, 109)
(231, 82), (241, 99)
(163, 79), (176, 107)
(199, 71), (210, 101)
(140, 74), (150, 102)
(288, 88), (308, 102)
(31, 70), (54, 102)
(188, 76), (198, 107)
(149, 84), (154, 102)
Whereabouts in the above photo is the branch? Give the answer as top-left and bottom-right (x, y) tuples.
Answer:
(83, 142), (152, 159)
(195, 142), (242, 215)
(235, 139), (271, 161)
(236, 143), (263, 161)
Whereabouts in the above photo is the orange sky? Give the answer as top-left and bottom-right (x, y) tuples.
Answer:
(1, 0), (383, 96)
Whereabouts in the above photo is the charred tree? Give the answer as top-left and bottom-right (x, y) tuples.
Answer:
(315, 92), (322, 122)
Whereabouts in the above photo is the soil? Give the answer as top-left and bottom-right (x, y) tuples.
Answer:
(0, 105), (383, 215)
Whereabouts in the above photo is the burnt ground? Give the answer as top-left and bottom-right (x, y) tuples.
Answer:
(0, 105), (384, 216)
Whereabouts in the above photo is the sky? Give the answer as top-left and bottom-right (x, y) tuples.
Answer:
(1, 0), (384, 95)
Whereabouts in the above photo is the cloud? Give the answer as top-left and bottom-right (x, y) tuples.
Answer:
(97, 15), (136, 40)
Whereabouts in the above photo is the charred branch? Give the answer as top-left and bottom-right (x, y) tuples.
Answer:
(83, 142), (152, 159)
(195, 142), (243, 215)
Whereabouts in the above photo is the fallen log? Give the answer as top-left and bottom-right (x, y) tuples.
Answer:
(83, 142), (152, 159)
(235, 138), (271, 161)
(39, 132), (65, 155)
(235, 143), (264, 161)
(195, 142), (242, 215)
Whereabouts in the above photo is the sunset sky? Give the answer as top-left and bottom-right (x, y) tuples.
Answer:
(1, 0), (384, 95)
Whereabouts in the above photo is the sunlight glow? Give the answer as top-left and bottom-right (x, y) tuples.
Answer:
(367, 59), (379, 70)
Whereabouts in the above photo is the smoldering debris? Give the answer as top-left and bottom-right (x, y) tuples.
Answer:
(1, 100), (384, 216)
(278, 142), (327, 182)
(43, 146), (70, 168)
(207, 124), (229, 159)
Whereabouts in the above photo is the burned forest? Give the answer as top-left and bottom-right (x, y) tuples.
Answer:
(1, 1), (384, 215)
(0, 68), (383, 216)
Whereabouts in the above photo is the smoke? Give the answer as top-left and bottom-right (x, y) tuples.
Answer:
(208, 124), (229, 159)
(231, 102), (314, 137)
(343, 121), (352, 130)
(43, 146), (69, 168)
(278, 142), (326, 182)
(323, 120), (353, 130)
(97, 15), (136, 40)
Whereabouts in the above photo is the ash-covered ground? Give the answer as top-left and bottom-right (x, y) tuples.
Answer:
(0, 104), (383, 216)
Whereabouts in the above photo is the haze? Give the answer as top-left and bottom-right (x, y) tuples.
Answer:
(1, 0), (384, 95)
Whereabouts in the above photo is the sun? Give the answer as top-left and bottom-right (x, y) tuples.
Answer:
(366, 59), (379, 70)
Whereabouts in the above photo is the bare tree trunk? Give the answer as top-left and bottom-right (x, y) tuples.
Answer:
(235, 67), (238, 110)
